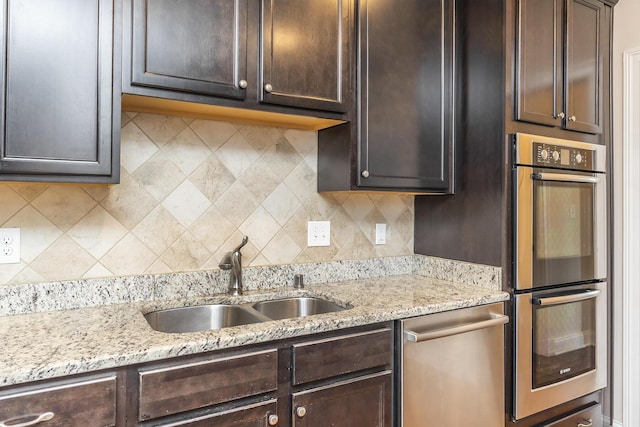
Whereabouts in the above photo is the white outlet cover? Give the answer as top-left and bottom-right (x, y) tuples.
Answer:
(0, 228), (20, 264)
(307, 221), (330, 247)
(375, 223), (387, 245)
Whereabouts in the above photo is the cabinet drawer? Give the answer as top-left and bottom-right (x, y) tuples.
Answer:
(541, 403), (601, 426)
(292, 328), (392, 385)
(0, 375), (117, 427)
(150, 399), (277, 427)
(138, 349), (278, 421)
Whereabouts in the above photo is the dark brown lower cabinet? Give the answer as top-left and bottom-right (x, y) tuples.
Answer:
(148, 400), (278, 427)
(291, 371), (392, 427)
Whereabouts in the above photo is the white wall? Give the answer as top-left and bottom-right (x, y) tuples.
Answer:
(612, 0), (640, 424)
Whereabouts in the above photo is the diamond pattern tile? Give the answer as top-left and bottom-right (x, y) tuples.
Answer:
(0, 112), (414, 286)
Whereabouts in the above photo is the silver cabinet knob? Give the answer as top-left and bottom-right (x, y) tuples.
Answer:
(238, 79), (248, 89)
(296, 406), (307, 418)
(268, 414), (279, 426)
(557, 112), (565, 119)
(361, 170), (370, 178)
(568, 115), (576, 122)
(264, 83), (273, 93)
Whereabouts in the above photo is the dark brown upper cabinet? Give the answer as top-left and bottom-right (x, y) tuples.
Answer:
(123, 0), (352, 117)
(0, 0), (121, 183)
(516, 0), (605, 134)
(318, 0), (455, 193)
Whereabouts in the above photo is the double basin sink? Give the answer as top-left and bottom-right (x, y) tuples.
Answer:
(145, 297), (348, 334)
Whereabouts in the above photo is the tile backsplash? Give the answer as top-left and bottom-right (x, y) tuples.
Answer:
(0, 112), (414, 286)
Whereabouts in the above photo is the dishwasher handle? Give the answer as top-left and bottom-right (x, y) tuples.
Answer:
(404, 313), (509, 343)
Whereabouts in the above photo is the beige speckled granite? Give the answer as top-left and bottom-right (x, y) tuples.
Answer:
(0, 274), (508, 387)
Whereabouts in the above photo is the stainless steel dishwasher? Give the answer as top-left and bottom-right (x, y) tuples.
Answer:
(399, 302), (508, 426)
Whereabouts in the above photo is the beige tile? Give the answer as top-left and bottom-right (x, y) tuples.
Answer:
(31, 236), (96, 281)
(0, 186), (27, 225)
(216, 132), (260, 179)
(262, 182), (302, 226)
(302, 244), (340, 262)
(359, 208), (388, 245)
(283, 161), (316, 203)
(161, 232), (211, 271)
(101, 172), (157, 230)
(101, 234), (157, 276)
(0, 262), (27, 285)
(84, 262), (113, 279)
(189, 205), (236, 253)
(132, 206), (186, 256)
(372, 194), (410, 223)
(132, 151), (185, 202)
(81, 184), (112, 202)
(341, 194), (376, 222)
(31, 186), (97, 231)
(262, 138), (303, 178)
(133, 113), (188, 147)
(329, 206), (362, 249)
(261, 230), (302, 265)
(190, 155), (236, 202)
(283, 128), (317, 157)
(334, 229), (374, 260)
(162, 181), (212, 228)
(68, 205), (127, 259)
(303, 149), (317, 172)
(190, 119), (237, 151)
(282, 206), (312, 250)
(120, 122), (159, 174)
(303, 192), (342, 219)
(249, 253), (270, 267)
(146, 259), (172, 275)
(237, 157), (281, 203)
(162, 127), (211, 175)
(214, 182), (260, 227)
(237, 124), (283, 154)
(238, 206), (281, 250)
(5, 206), (62, 263)
(9, 183), (48, 202)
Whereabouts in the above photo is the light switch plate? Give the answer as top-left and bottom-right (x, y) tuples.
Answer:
(308, 221), (330, 247)
(375, 223), (387, 245)
(0, 228), (20, 264)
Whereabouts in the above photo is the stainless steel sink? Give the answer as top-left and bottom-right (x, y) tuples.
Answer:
(252, 297), (347, 320)
(144, 304), (266, 333)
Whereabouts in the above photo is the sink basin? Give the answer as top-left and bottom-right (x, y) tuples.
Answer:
(144, 304), (266, 333)
(252, 297), (346, 320)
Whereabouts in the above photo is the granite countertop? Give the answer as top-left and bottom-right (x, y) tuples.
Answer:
(0, 274), (509, 388)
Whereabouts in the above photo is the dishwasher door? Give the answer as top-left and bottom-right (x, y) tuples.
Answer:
(399, 303), (508, 427)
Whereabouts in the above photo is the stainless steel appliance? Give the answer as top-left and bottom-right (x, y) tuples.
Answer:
(399, 303), (508, 427)
(512, 133), (608, 421)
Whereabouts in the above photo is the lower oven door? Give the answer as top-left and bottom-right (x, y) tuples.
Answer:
(513, 282), (607, 420)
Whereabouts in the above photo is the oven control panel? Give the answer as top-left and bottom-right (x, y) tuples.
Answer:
(533, 142), (593, 171)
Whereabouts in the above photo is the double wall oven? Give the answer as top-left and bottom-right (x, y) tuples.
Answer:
(512, 133), (607, 421)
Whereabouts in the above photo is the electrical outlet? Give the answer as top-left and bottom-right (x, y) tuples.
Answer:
(307, 221), (330, 247)
(0, 228), (20, 264)
(375, 223), (387, 245)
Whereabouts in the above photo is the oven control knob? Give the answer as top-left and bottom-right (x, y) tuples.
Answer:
(540, 149), (549, 160)
(575, 153), (583, 164)
(552, 150), (560, 161)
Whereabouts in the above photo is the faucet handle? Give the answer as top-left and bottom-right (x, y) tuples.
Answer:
(233, 236), (249, 253)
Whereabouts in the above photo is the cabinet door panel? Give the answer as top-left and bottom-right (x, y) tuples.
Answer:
(260, 0), (351, 112)
(0, 0), (118, 179)
(565, 0), (603, 134)
(516, 0), (563, 127)
(357, 0), (454, 192)
(130, 0), (247, 99)
(152, 400), (277, 427)
(292, 371), (392, 427)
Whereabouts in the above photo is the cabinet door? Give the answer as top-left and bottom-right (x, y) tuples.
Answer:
(564, 0), (603, 134)
(357, 0), (454, 192)
(151, 400), (278, 427)
(292, 371), (392, 427)
(516, 0), (563, 127)
(260, 0), (351, 112)
(129, 0), (248, 99)
(0, 0), (119, 181)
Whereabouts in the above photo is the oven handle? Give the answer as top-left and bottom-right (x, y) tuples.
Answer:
(403, 313), (509, 342)
(531, 289), (600, 306)
(531, 172), (600, 184)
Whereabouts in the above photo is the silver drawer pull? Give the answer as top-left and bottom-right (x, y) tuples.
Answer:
(0, 412), (54, 427)
(578, 419), (593, 427)
(404, 313), (509, 342)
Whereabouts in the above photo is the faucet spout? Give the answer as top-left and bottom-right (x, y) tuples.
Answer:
(219, 236), (248, 296)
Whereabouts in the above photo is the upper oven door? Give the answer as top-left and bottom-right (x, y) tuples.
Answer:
(515, 166), (607, 290)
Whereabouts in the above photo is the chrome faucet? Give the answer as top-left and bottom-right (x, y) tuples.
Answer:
(219, 236), (248, 296)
